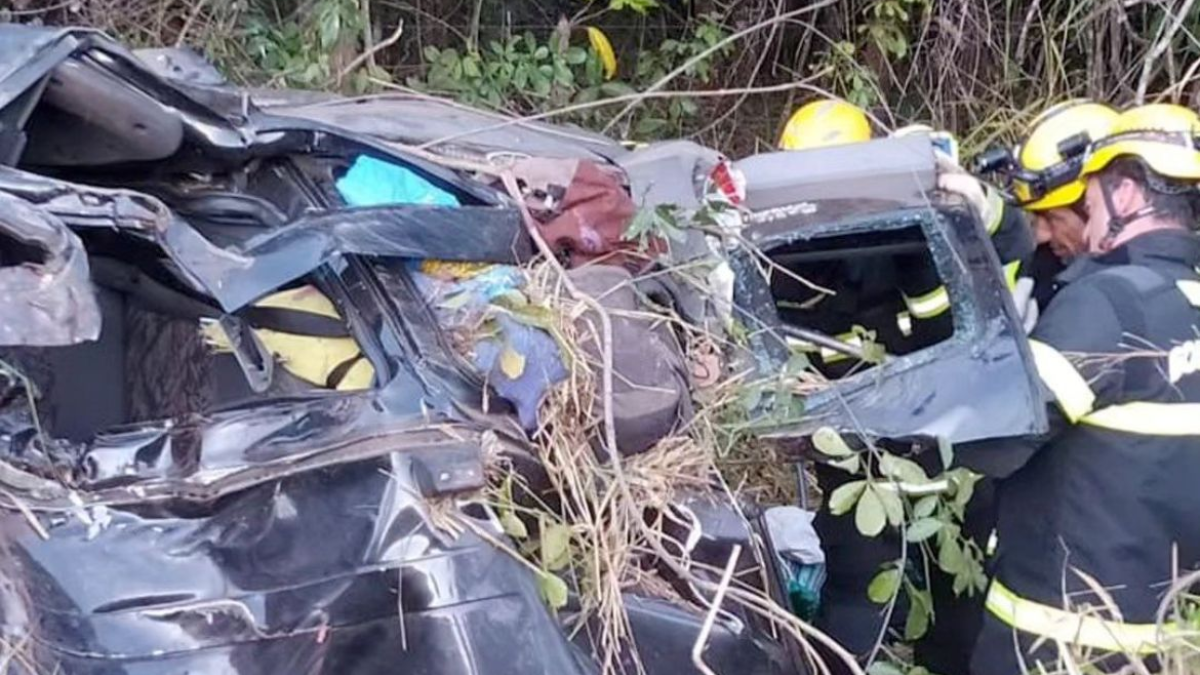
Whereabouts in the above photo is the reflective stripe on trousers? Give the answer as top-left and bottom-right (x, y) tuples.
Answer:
(985, 580), (1179, 655)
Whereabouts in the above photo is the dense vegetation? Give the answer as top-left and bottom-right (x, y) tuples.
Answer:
(8, 0), (1200, 156)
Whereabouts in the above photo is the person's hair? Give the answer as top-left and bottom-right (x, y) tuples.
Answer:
(1101, 157), (1200, 227)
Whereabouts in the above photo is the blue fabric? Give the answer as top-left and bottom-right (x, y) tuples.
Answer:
(473, 315), (568, 431)
(336, 155), (460, 207)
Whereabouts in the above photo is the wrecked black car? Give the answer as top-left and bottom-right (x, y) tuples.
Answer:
(0, 25), (1047, 675)
(0, 25), (803, 675)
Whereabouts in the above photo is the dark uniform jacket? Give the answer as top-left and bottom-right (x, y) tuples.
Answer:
(968, 228), (1200, 674)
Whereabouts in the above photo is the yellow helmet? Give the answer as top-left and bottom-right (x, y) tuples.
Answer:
(1081, 103), (1200, 182)
(779, 99), (871, 151)
(1014, 100), (1119, 210)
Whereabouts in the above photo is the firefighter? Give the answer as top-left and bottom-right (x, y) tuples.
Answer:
(779, 98), (872, 151)
(966, 103), (1200, 674)
(1007, 100), (1120, 311)
(780, 101), (1032, 675)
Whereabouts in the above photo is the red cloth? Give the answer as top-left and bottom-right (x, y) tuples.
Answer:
(511, 159), (662, 270)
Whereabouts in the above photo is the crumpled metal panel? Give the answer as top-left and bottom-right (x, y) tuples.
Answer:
(0, 25), (85, 111)
(0, 191), (100, 346)
(269, 95), (626, 162)
(0, 165), (532, 312)
(0, 434), (589, 674)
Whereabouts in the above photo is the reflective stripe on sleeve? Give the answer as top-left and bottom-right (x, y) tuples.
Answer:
(904, 286), (951, 319)
(1003, 260), (1022, 290)
(985, 187), (1006, 235)
(1027, 340), (1096, 422)
(1176, 280), (1200, 307)
(901, 259), (1019, 322)
(1080, 401), (1200, 435)
(985, 580), (1176, 655)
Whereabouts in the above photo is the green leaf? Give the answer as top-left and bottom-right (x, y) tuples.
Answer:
(534, 46), (550, 60)
(828, 480), (867, 516)
(423, 45), (441, 62)
(462, 56), (481, 78)
(635, 117), (668, 136)
(538, 572), (569, 610)
(439, 292), (472, 310)
(318, 7), (340, 50)
(738, 383), (764, 413)
(855, 486), (887, 537)
(812, 427), (854, 457)
(566, 47), (588, 65)
(575, 86), (601, 104)
(554, 63), (574, 86)
(937, 436), (954, 469)
(541, 522), (572, 571)
(438, 48), (460, 68)
(866, 663), (905, 675)
(913, 495), (939, 519)
(489, 40), (505, 56)
(599, 81), (637, 97)
(878, 454), (928, 485)
(905, 591), (932, 639)
(905, 517), (943, 542)
(878, 485), (905, 527)
(500, 510), (528, 539)
(867, 567), (901, 604)
(952, 569), (969, 596)
(953, 471), (978, 509)
(938, 537), (965, 575)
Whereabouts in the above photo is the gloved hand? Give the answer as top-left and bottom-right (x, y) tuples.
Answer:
(1010, 276), (1039, 334)
(934, 151), (1000, 231)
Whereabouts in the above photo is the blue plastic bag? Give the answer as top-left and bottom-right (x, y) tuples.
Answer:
(336, 155), (461, 207)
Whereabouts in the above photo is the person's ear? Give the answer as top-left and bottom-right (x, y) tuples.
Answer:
(1113, 177), (1146, 215)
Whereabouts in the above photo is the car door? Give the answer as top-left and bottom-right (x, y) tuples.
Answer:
(729, 135), (1048, 447)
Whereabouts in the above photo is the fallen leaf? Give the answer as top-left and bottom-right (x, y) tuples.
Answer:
(541, 522), (572, 571)
(500, 511), (528, 539)
(538, 572), (569, 610)
(499, 344), (526, 379)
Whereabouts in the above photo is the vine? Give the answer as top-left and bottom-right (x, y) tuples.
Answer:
(813, 427), (988, 649)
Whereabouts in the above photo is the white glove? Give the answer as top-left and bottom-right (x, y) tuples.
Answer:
(1010, 276), (1039, 335)
(935, 152), (999, 230)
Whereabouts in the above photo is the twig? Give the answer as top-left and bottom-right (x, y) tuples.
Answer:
(416, 76), (833, 150)
(337, 20), (405, 85)
(600, 0), (842, 135)
(0, 489), (48, 541)
(1135, 0), (1197, 104)
(175, 0), (209, 48)
(0, 0), (73, 15)
(689, 0), (785, 140)
(1154, 55), (1200, 103)
(691, 544), (742, 675)
(360, 0), (376, 72)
